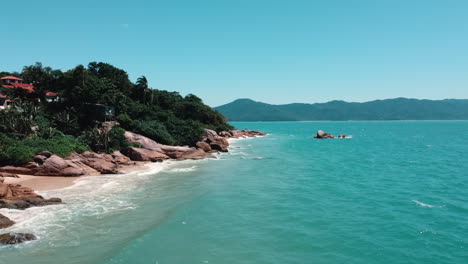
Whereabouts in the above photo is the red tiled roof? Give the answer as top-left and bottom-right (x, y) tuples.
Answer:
(1, 76), (23, 81)
(1, 83), (35, 93)
(45, 92), (58, 97)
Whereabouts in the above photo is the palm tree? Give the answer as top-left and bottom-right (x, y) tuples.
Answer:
(136, 76), (148, 104)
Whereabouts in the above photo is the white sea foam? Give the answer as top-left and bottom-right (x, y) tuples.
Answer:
(0, 134), (263, 247)
(167, 166), (199, 173)
(412, 200), (444, 208)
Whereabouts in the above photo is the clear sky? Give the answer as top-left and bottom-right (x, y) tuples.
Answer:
(2, 0), (468, 106)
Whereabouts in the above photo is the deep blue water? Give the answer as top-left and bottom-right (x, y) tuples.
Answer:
(1, 121), (467, 264)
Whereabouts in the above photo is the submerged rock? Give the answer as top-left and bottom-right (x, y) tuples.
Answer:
(0, 233), (37, 245)
(0, 214), (15, 229)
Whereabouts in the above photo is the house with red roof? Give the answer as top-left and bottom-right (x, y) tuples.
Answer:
(0, 76), (58, 109)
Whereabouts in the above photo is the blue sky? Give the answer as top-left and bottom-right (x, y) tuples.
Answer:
(2, 0), (468, 106)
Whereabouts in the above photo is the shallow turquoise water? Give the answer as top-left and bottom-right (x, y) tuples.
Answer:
(1, 121), (468, 264)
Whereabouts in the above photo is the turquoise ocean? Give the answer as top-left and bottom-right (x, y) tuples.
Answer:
(1, 121), (467, 264)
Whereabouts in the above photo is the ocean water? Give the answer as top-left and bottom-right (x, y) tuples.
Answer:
(1, 121), (468, 264)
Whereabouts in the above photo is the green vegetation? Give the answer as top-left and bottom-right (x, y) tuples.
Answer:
(215, 98), (468, 121)
(0, 62), (231, 166)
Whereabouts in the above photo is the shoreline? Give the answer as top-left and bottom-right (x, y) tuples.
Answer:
(1, 134), (264, 193)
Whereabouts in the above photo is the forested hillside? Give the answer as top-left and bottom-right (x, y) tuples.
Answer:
(215, 98), (468, 121)
(0, 62), (231, 165)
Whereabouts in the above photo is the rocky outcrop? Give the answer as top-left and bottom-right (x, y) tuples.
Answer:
(165, 148), (212, 160)
(34, 155), (86, 176)
(0, 182), (62, 210)
(0, 214), (14, 229)
(0, 233), (37, 245)
(111, 151), (131, 165)
(196, 141), (212, 152)
(0, 172), (19, 178)
(314, 130), (335, 139)
(201, 129), (229, 152)
(125, 131), (212, 160)
(0, 166), (36, 175)
(124, 147), (169, 162)
(228, 129), (267, 138)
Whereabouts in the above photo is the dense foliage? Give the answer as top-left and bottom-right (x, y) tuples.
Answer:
(0, 62), (232, 165)
(215, 98), (468, 121)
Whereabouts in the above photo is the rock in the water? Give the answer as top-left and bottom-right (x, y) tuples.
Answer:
(0, 214), (15, 229)
(0, 197), (62, 210)
(314, 130), (335, 139)
(0, 233), (36, 245)
(124, 147), (169, 162)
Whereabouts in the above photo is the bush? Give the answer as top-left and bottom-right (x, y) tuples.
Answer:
(0, 133), (88, 166)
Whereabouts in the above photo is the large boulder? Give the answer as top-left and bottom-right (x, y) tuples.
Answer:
(124, 147), (169, 162)
(0, 233), (37, 245)
(165, 148), (212, 160)
(202, 129), (229, 152)
(124, 131), (164, 152)
(33, 155), (47, 164)
(0, 183), (62, 210)
(34, 155), (87, 176)
(111, 151), (131, 165)
(0, 214), (15, 229)
(37, 150), (52, 158)
(196, 141), (212, 152)
(82, 158), (118, 174)
(41, 155), (68, 173)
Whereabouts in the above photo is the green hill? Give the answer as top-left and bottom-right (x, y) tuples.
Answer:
(215, 98), (468, 121)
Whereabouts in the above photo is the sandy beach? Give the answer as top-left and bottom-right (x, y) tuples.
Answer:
(3, 175), (80, 191)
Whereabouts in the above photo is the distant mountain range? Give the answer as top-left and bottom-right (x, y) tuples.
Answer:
(214, 98), (468, 121)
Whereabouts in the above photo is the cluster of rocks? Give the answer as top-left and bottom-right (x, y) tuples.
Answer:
(0, 128), (266, 244)
(0, 174), (62, 210)
(313, 130), (346, 139)
(1, 174), (59, 245)
(0, 129), (267, 178)
(197, 129), (266, 153)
